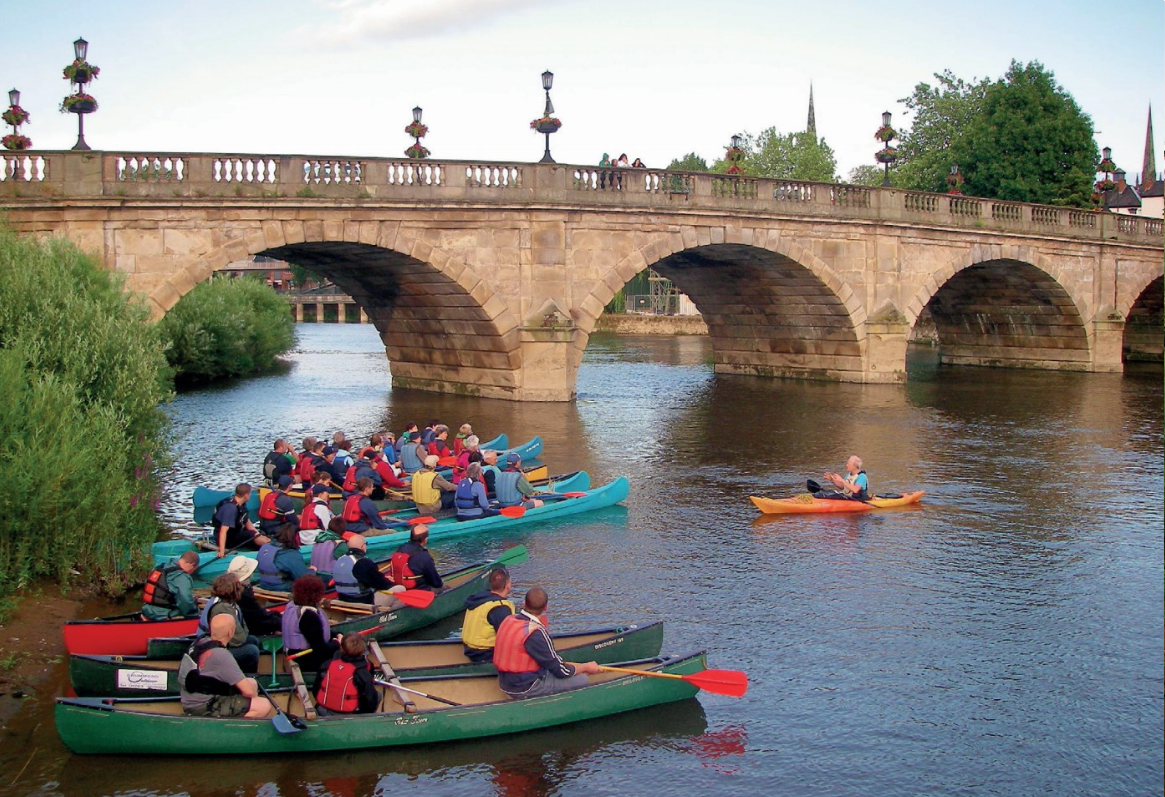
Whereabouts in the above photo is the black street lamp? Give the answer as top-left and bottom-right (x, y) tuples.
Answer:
(531, 69), (560, 164)
(404, 105), (429, 159)
(8, 88), (18, 107)
(874, 110), (898, 187)
(63, 35), (98, 151)
(74, 36), (88, 60)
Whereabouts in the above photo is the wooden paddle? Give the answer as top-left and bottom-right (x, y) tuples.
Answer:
(590, 665), (749, 698)
(257, 586), (436, 610)
(373, 679), (462, 707)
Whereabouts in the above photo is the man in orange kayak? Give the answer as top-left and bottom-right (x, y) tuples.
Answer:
(816, 456), (870, 501)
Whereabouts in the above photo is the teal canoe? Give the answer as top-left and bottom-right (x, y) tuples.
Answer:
(55, 651), (707, 755)
(69, 621), (664, 698)
(160, 471), (630, 585)
(192, 435), (524, 510)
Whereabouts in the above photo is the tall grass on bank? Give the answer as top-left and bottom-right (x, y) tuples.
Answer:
(0, 227), (172, 598)
(159, 276), (296, 384)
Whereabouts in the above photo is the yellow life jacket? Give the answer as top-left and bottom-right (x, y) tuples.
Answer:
(461, 598), (516, 650)
(412, 470), (441, 506)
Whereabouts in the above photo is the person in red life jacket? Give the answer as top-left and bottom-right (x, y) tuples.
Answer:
(262, 439), (296, 486)
(298, 483), (334, 545)
(282, 574), (341, 673)
(494, 587), (601, 699)
(461, 567), (515, 663)
(341, 477), (392, 535)
(314, 633), (379, 715)
(141, 551), (200, 621)
(427, 425), (452, 459)
(371, 450), (407, 493)
(311, 467), (335, 492)
(495, 453), (545, 509)
(451, 434), (480, 484)
(257, 475), (300, 537)
(389, 525), (443, 592)
(347, 450), (386, 499)
(227, 556), (283, 636)
(333, 534), (406, 609)
(178, 613), (275, 718)
(453, 423), (474, 456)
(257, 522), (315, 592)
(356, 433), (384, 462)
(213, 483), (270, 558)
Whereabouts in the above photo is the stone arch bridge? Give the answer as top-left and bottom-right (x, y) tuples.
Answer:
(2, 151), (1161, 401)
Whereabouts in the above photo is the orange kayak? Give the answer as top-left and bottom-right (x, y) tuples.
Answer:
(750, 491), (925, 515)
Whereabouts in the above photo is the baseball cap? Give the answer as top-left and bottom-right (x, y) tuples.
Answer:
(310, 484), (330, 496)
(322, 446), (336, 455)
(506, 452), (521, 465)
(277, 475), (293, 488)
(226, 556), (258, 582)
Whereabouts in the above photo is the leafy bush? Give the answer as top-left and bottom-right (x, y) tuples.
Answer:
(0, 226), (171, 597)
(159, 276), (295, 384)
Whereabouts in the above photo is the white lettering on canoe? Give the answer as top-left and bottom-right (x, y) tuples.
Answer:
(116, 669), (169, 690)
(393, 715), (429, 726)
(593, 638), (624, 650)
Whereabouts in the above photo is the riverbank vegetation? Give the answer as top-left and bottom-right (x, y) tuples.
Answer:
(158, 275), (296, 385)
(0, 227), (171, 599)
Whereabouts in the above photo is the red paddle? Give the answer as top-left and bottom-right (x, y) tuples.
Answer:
(593, 665), (749, 698)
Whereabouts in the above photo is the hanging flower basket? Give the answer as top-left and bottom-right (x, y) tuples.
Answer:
(1095, 179), (1115, 192)
(875, 147), (898, 164)
(61, 93), (98, 114)
(1096, 157), (1116, 173)
(946, 171), (964, 193)
(2, 134), (32, 151)
(64, 59), (100, 84)
(2, 106), (29, 127)
(725, 165), (744, 175)
(724, 146), (745, 162)
(404, 121), (428, 139)
(530, 116), (562, 134)
(875, 125), (896, 142)
(405, 143), (430, 159)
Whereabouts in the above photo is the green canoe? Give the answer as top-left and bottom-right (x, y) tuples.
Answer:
(145, 546), (526, 659)
(70, 621), (664, 698)
(55, 652), (707, 755)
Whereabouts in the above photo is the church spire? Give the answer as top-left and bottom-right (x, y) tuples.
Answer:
(1141, 105), (1157, 191)
(806, 82), (816, 138)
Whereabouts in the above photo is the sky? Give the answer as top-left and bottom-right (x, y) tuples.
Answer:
(2, 0), (1162, 181)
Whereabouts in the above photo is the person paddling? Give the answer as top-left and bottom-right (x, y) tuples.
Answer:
(262, 439), (295, 486)
(141, 551), (200, 621)
(495, 453), (544, 509)
(411, 455), (456, 514)
(387, 525), (443, 593)
(341, 478), (392, 535)
(814, 455), (870, 501)
(257, 475), (299, 538)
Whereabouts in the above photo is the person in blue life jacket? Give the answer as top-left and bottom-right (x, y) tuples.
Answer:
(257, 475), (299, 537)
(332, 534), (406, 610)
(398, 431), (427, 475)
(141, 551), (200, 621)
(282, 574), (341, 673)
(213, 483), (270, 558)
(454, 462), (500, 521)
(494, 453), (544, 509)
(256, 522), (315, 592)
(814, 455), (870, 501)
(195, 573), (261, 672)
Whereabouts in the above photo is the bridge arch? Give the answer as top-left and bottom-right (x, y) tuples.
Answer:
(1122, 275), (1163, 363)
(904, 250), (1093, 371)
(576, 230), (868, 380)
(154, 221), (525, 398)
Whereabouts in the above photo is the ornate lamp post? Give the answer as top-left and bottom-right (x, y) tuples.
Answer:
(1093, 146), (1118, 208)
(874, 110), (898, 187)
(946, 164), (964, 195)
(530, 69), (561, 163)
(61, 36), (100, 151)
(2, 88), (32, 151)
(404, 106), (430, 159)
(725, 133), (745, 174)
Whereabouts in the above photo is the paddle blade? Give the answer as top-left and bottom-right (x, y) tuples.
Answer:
(394, 589), (436, 609)
(685, 669), (749, 698)
(806, 479), (822, 493)
(437, 456), (457, 467)
(498, 506), (526, 518)
(408, 516), (436, 525)
(495, 544), (529, 566)
(561, 491), (587, 498)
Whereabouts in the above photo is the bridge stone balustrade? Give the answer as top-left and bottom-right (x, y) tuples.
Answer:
(2, 151), (1161, 401)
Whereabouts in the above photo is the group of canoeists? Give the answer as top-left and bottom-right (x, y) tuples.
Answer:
(142, 423), (608, 720)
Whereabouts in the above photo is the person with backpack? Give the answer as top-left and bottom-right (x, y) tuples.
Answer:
(314, 633), (379, 715)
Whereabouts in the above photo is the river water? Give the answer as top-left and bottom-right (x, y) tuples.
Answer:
(7, 324), (1163, 797)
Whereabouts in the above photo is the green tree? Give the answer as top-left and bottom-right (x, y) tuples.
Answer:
(896, 70), (990, 192)
(713, 128), (838, 182)
(952, 60), (1097, 207)
(288, 263), (321, 289)
(667, 152), (710, 172)
(847, 164), (893, 187)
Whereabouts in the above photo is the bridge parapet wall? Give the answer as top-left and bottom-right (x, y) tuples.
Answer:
(3, 151), (1161, 246)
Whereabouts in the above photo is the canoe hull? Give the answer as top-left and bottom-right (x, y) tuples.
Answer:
(63, 615), (200, 656)
(55, 652), (705, 755)
(750, 491), (924, 515)
(163, 471), (629, 585)
(70, 621), (665, 698)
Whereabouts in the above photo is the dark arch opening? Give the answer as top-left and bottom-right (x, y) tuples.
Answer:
(620, 244), (861, 379)
(1123, 276), (1163, 363)
(262, 242), (520, 395)
(919, 260), (1090, 370)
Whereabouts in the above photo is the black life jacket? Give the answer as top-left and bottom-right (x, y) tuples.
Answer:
(142, 563), (179, 609)
(215, 496), (248, 536)
(181, 638), (240, 697)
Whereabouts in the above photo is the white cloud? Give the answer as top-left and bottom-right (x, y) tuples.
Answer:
(308, 0), (545, 45)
